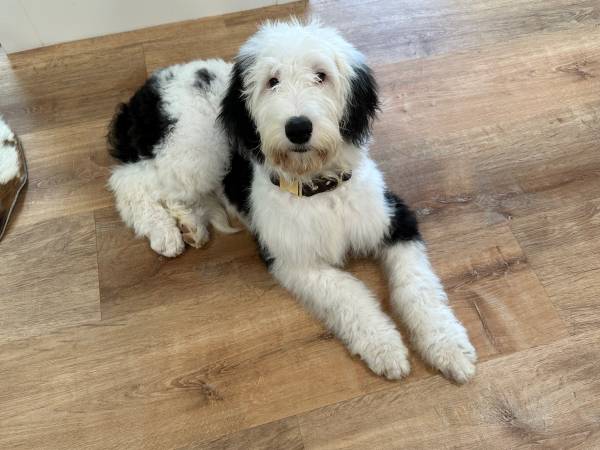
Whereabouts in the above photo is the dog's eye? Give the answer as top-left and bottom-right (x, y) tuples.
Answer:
(316, 72), (326, 83)
(268, 77), (279, 88)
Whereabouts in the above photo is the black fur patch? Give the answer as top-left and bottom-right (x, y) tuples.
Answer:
(163, 69), (175, 82)
(195, 68), (215, 89)
(222, 148), (274, 268)
(223, 149), (253, 216)
(220, 57), (275, 268)
(340, 64), (380, 146)
(384, 191), (421, 244)
(218, 57), (263, 162)
(107, 76), (175, 163)
(257, 239), (275, 268)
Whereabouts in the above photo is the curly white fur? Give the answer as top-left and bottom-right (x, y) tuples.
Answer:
(108, 60), (237, 256)
(107, 20), (476, 382)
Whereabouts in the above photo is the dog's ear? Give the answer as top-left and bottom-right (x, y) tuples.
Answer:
(219, 58), (262, 160)
(340, 64), (380, 146)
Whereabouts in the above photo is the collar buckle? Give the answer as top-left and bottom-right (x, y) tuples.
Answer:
(278, 177), (302, 196)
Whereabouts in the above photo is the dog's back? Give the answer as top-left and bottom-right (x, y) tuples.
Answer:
(108, 59), (232, 165)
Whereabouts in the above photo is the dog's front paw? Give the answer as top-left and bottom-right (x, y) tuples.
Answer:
(149, 227), (185, 257)
(420, 335), (477, 384)
(362, 341), (411, 380)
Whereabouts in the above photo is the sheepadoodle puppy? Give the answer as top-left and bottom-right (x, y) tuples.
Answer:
(108, 20), (477, 382)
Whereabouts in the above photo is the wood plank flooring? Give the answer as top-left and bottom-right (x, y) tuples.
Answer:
(1, 0), (599, 448)
(298, 330), (600, 449)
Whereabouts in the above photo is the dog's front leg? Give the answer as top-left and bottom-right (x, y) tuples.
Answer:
(272, 262), (411, 379)
(382, 240), (477, 383)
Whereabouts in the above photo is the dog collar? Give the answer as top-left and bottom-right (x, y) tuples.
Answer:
(270, 171), (352, 197)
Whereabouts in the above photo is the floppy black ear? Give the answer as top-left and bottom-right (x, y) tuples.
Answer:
(340, 64), (380, 146)
(219, 58), (262, 161)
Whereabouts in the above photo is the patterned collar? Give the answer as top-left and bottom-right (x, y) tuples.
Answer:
(270, 171), (352, 197)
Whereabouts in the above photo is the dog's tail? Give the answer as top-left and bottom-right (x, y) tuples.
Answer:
(204, 196), (242, 234)
(210, 208), (242, 234)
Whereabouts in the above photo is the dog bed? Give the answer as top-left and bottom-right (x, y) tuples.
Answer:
(0, 117), (27, 241)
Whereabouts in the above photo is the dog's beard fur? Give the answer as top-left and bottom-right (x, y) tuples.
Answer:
(260, 124), (343, 178)
(254, 96), (346, 179)
(269, 146), (331, 177)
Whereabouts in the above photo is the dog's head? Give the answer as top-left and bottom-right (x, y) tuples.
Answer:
(220, 19), (379, 178)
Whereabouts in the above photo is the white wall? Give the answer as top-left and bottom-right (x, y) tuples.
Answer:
(0, 0), (298, 53)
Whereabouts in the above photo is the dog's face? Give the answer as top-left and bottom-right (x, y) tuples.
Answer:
(220, 20), (379, 178)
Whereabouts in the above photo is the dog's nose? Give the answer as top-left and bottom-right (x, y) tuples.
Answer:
(285, 116), (312, 144)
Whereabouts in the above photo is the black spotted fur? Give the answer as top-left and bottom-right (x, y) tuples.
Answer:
(195, 68), (215, 89)
(222, 147), (275, 267)
(107, 76), (175, 163)
(384, 191), (421, 244)
(257, 240), (275, 268)
(223, 149), (253, 216)
(218, 57), (263, 162)
(340, 64), (380, 146)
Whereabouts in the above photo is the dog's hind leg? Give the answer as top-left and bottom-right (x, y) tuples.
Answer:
(109, 165), (184, 257)
(272, 262), (411, 380)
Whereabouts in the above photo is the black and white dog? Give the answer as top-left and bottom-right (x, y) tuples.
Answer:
(108, 20), (476, 382)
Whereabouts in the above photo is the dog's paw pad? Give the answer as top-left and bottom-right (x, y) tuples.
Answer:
(363, 342), (411, 380)
(149, 227), (185, 257)
(178, 222), (209, 249)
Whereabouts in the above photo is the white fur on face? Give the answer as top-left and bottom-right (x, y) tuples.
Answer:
(240, 20), (364, 178)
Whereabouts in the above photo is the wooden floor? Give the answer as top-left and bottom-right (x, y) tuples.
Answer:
(1, 0), (600, 448)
